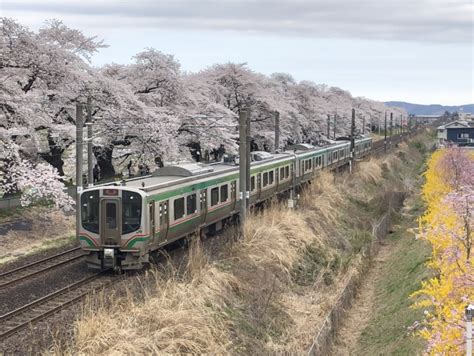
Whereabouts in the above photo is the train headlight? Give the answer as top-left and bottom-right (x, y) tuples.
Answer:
(104, 248), (115, 259)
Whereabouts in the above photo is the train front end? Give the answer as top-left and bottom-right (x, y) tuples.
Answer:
(78, 186), (149, 271)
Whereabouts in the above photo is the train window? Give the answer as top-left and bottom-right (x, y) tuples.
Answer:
(269, 170), (274, 185)
(220, 185), (228, 202)
(263, 172), (268, 187)
(81, 190), (99, 233)
(251, 176), (256, 191)
(309, 159), (312, 170)
(122, 191), (142, 234)
(186, 194), (197, 215)
(174, 197), (185, 220)
(285, 166), (289, 178)
(105, 203), (117, 229)
(280, 167), (284, 180)
(211, 187), (219, 206)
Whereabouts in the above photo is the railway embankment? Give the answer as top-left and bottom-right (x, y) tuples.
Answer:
(47, 131), (435, 354)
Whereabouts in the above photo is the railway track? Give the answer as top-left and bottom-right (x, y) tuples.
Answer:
(0, 247), (84, 290)
(0, 271), (113, 341)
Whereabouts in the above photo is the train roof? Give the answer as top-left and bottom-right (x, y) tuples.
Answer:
(93, 136), (372, 193)
(125, 151), (293, 192)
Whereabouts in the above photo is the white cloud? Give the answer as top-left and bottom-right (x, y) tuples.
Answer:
(2, 0), (473, 43)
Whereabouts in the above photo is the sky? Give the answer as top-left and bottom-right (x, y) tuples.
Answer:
(1, 0), (473, 105)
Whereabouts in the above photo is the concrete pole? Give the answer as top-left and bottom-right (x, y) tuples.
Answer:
(401, 114), (404, 136)
(350, 108), (356, 172)
(246, 108), (251, 210)
(327, 114), (330, 139)
(467, 304), (473, 356)
(86, 97), (93, 187)
(333, 113), (337, 139)
(239, 109), (248, 227)
(363, 116), (366, 135)
(378, 116), (381, 135)
(390, 112), (393, 151)
(384, 112), (387, 153)
(274, 111), (280, 153)
(75, 103), (84, 239)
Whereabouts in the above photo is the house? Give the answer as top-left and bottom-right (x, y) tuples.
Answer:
(410, 114), (442, 124)
(437, 120), (474, 145)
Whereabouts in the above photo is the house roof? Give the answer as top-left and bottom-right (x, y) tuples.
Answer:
(437, 120), (471, 130)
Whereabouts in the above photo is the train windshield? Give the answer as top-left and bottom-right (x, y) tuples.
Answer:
(122, 191), (142, 234)
(81, 191), (100, 233)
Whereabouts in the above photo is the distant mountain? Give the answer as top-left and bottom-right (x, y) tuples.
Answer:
(385, 101), (474, 116)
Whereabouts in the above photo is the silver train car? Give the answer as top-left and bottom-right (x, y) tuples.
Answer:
(78, 137), (372, 270)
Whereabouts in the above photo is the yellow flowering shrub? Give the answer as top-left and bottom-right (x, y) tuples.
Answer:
(412, 148), (473, 354)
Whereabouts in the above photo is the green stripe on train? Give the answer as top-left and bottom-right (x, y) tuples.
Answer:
(126, 236), (150, 248)
(79, 235), (95, 246)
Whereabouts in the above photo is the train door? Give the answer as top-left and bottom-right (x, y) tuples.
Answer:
(275, 167), (279, 190)
(158, 201), (169, 243)
(149, 202), (155, 243)
(230, 181), (237, 210)
(100, 199), (121, 246)
(257, 174), (262, 199)
(199, 189), (208, 224)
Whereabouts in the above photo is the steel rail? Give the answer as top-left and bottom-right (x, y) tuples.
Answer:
(0, 247), (84, 290)
(0, 271), (112, 341)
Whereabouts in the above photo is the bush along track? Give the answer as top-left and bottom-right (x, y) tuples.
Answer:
(411, 147), (473, 354)
(49, 133), (436, 354)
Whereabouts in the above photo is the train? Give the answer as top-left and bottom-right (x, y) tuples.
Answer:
(78, 136), (372, 270)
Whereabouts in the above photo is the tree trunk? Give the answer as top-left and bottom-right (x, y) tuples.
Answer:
(94, 145), (115, 180)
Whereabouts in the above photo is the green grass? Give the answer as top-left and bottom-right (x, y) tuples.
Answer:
(353, 198), (432, 355)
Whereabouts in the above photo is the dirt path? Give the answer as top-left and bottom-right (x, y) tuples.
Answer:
(330, 237), (403, 355)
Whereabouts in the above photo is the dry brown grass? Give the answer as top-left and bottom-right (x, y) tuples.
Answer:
(0, 207), (75, 264)
(62, 265), (237, 354)
(356, 159), (383, 184)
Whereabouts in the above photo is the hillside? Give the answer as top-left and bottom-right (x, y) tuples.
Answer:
(385, 101), (474, 115)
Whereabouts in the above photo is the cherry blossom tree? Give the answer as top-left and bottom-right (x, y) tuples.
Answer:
(1, 17), (408, 193)
(1, 143), (74, 211)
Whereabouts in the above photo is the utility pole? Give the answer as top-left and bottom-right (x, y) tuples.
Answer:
(401, 114), (404, 136)
(75, 103), (84, 239)
(333, 113), (337, 139)
(239, 109), (248, 227)
(246, 108), (251, 210)
(350, 108), (356, 172)
(274, 111), (280, 153)
(362, 116), (366, 135)
(378, 116), (381, 135)
(86, 97), (93, 187)
(390, 112), (393, 151)
(327, 114), (330, 139)
(384, 112), (387, 153)
(466, 304), (473, 356)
